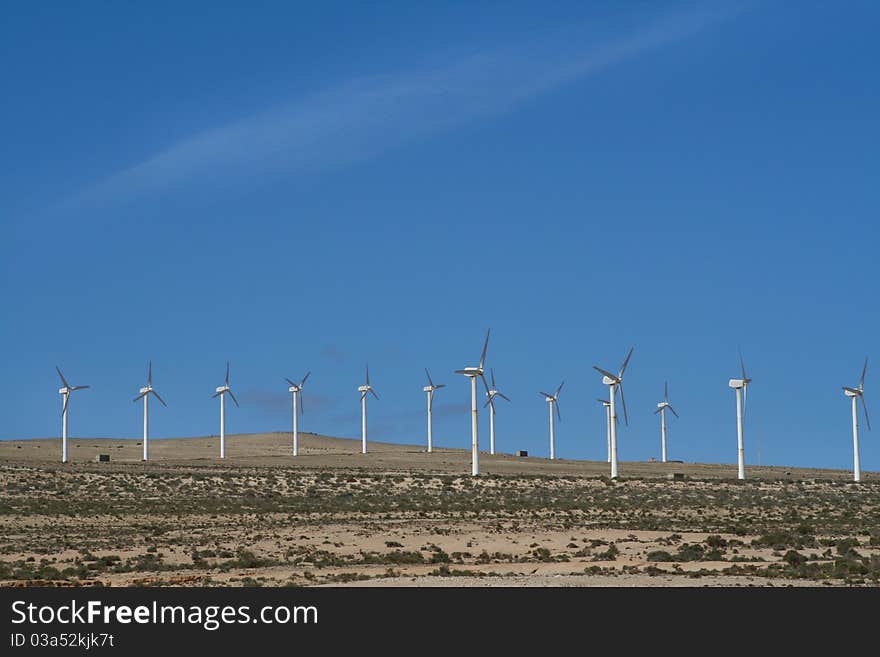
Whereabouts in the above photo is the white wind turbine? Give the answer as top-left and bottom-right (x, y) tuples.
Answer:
(133, 361), (167, 461)
(484, 368), (510, 455)
(285, 371), (311, 457)
(842, 358), (870, 482)
(455, 329), (492, 476)
(594, 347), (633, 479)
(56, 366), (89, 464)
(423, 368), (445, 453)
(212, 362), (239, 459)
(728, 352), (752, 480)
(357, 364), (379, 454)
(597, 398), (612, 463)
(539, 381), (564, 460)
(654, 382), (679, 463)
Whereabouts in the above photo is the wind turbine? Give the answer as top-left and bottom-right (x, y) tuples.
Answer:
(56, 366), (89, 463)
(597, 398), (612, 463)
(594, 347), (633, 479)
(285, 371), (311, 457)
(654, 382), (679, 463)
(843, 358), (870, 482)
(423, 368), (445, 453)
(133, 361), (166, 461)
(539, 381), (564, 460)
(357, 364), (379, 454)
(455, 329), (492, 476)
(728, 352), (752, 480)
(212, 362), (238, 459)
(484, 368), (510, 455)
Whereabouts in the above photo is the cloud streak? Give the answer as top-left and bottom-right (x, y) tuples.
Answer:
(68, 5), (734, 207)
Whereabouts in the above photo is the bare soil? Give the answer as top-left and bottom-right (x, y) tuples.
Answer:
(1, 433), (878, 587)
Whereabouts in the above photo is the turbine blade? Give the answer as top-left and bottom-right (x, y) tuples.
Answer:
(619, 347), (634, 378)
(739, 351), (747, 382)
(360, 391), (367, 402)
(479, 373), (492, 404)
(134, 392), (147, 402)
(62, 393), (69, 416)
(539, 391), (553, 399)
(71, 385), (89, 391)
(148, 361), (152, 386)
(151, 390), (167, 407)
(298, 392), (304, 416)
(664, 381), (669, 403)
(668, 405), (679, 418)
(618, 384), (629, 426)
(654, 407), (662, 415)
(593, 366), (617, 381)
(285, 378), (297, 388)
(555, 400), (561, 421)
(861, 357), (868, 390)
(425, 368), (434, 388)
(228, 390), (239, 407)
(555, 380), (565, 397)
(861, 395), (871, 431)
(742, 384), (748, 419)
(497, 392), (511, 402)
(597, 398), (609, 405)
(428, 390), (433, 413)
(483, 398), (492, 408)
(454, 369), (470, 375)
(226, 362), (230, 386)
(491, 368), (497, 390)
(479, 329), (490, 370)
(370, 388), (379, 400)
(301, 371), (311, 387)
(435, 384), (446, 389)
(212, 392), (221, 398)
(55, 366), (70, 388)
(366, 364), (370, 386)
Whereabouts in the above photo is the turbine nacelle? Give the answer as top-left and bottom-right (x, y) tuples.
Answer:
(601, 375), (616, 386)
(357, 385), (371, 393)
(728, 378), (749, 389)
(843, 388), (860, 398)
(139, 386), (151, 395)
(215, 385), (229, 394)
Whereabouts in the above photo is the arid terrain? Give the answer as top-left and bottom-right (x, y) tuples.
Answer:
(1, 433), (878, 587)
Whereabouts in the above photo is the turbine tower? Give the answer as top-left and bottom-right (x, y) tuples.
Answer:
(654, 382), (678, 463)
(484, 368), (510, 455)
(728, 352), (752, 480)
(455, 329), (492, 476)
(212, 362), (239, 459)
(597, 398), (612, 462)
(285, 371), (311, 457)
(539, 381), (564, 460)
(358, 364), (379, 454)
(56, 366), (89, 463)
(843, 358), (870, 482)
(133, 361), (166, 461)
(423, 368), (445, 453)
(593, 347), (633, 479)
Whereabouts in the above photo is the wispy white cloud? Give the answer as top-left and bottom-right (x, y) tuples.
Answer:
(67, 5), (735, 207)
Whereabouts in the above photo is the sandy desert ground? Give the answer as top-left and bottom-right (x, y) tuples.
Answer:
(1, 432), (878, 587)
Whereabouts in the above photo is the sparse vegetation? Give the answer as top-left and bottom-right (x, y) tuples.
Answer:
(0, 458), (878, 587)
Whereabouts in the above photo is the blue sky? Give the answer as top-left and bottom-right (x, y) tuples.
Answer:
(2, 1), (878, 472)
